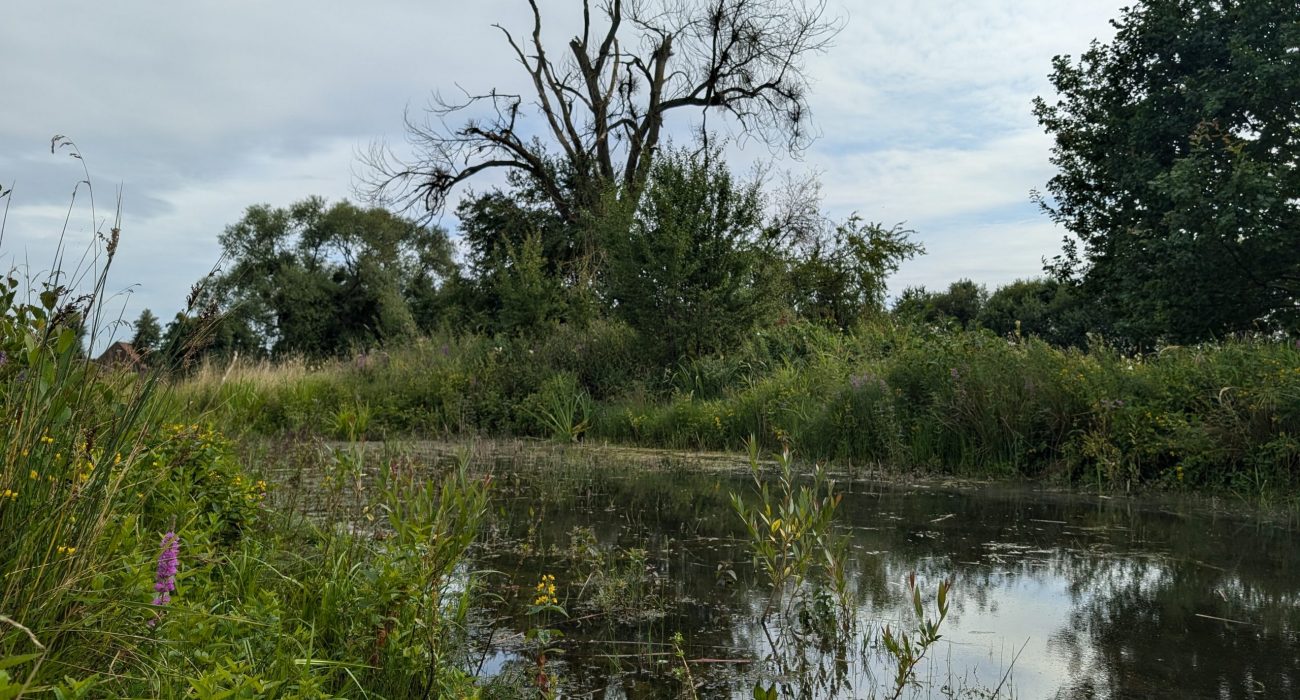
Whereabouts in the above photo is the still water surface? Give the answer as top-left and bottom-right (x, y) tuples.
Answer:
(322, 443), (1300, 698)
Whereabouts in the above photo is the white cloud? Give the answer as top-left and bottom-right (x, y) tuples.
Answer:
(891, 217), (1065, 296)
(1, 0), (1128, 327)
(815, 128), (1053, 222)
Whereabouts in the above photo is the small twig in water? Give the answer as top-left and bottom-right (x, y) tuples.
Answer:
(991, 637), (1029, 697)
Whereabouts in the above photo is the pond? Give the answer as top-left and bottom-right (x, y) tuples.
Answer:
(278, 441), (1300, 699)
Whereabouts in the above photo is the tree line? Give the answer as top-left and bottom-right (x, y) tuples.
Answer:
(129, 0), (1298, 364)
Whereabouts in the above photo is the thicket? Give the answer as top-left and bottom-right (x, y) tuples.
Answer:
(176, 319), (1300, 496)
(0, 191), (509, 694)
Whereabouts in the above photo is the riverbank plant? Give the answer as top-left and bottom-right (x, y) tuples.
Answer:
(174, 320), (1300, 497)
(730, 438), (848, 624)
(0, 182), (505, 695)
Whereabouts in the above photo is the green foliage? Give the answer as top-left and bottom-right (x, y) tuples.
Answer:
(1034, 0), (1300, 344)
(146, 423), (266, 542)
(205, 196), (457, 358)
(177, 323), (1300, 495)
(881, 576), (952, 700)
(730, 440), (850, 622)
(161, 309), (263, 372)
(893, 279), (987, 329)
(452, 169), (603, 336)
(782, 216), (924, 328)
(490, 233), (569, 335)
(130, 308), (162, 357)
(1, 237), (502, 696)
(523, 373), (592, 443)
(929, 279), (987, 329)
(605, 147), (778, 361)
(0, 267), (169, 673)
(456, 169), (582, 282)
(977, 277), (1092, 347)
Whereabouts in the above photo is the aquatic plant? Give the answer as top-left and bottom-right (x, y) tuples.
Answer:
(526, 372), (593, 443)
(730, 437), (847, 623)
(526, 573), (567, 699)
(881, 573), (952, 700)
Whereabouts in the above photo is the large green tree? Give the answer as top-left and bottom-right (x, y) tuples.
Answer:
(892, 279), (987, 329)
(1034, 0), (1300, 344)
(212, 197), (457, 357)
(977, 278), (1093, 347)
(604, 147), (778, 359)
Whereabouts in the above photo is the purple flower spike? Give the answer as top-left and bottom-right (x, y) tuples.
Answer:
(148, 531), (180, 627)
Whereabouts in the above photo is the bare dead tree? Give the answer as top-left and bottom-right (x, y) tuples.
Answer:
(360, 0), (841, 223)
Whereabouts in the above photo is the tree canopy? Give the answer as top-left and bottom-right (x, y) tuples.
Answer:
(209, 197), (456, 357)
(604, 146), (776, 358)
(130, 308), (162, 357)
(1034, 0), (1300, 344)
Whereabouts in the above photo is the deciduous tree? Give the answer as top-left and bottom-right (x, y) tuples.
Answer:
(212, 197), (457, 356)
(362, 0), (841, 227)
(1034, 0), (1300, 343)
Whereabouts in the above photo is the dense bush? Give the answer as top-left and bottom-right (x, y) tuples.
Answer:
(176, 321), (1300, 495)
(1, 260), (500, 696)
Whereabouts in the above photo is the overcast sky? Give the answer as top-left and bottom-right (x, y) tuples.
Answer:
(0, 0), (1127, 340)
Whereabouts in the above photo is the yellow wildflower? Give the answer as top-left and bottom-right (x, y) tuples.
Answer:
(533, 574), (559, 606)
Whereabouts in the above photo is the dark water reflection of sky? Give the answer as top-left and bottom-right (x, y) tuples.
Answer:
(392, 445), (1300, 698)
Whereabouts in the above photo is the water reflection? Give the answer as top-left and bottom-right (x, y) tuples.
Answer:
(282, 443), (1300, 698)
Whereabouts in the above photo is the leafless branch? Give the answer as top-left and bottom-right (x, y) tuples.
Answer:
(359, 0), (842, 222)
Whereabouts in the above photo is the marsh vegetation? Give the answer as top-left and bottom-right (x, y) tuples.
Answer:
(4, 0), (1299, 697)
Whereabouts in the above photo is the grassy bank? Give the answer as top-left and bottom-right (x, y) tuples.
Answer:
(0, 261), (505, 695)
(175, 320), (1300, 497)
(4, 273), (1292, 695)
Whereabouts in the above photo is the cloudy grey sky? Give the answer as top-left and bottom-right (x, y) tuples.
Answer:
(0, 0), (1126, 338)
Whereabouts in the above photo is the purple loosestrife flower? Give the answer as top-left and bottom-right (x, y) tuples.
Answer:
(849, 372), (888, 393)
(148, 531), (180, 627)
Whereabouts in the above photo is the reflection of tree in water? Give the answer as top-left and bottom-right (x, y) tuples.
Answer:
(814, 481), (1300, 699)
(1045, 553), (1300, 699)
(437, 449), (1300, 698)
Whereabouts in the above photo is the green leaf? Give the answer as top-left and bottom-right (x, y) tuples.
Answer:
(0, 653), (42, 671)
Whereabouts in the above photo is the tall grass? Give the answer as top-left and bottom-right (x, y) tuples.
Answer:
(0, 155), (178, 684)
(176, 319), (1300, 495)
(0, 156), (500, 697)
